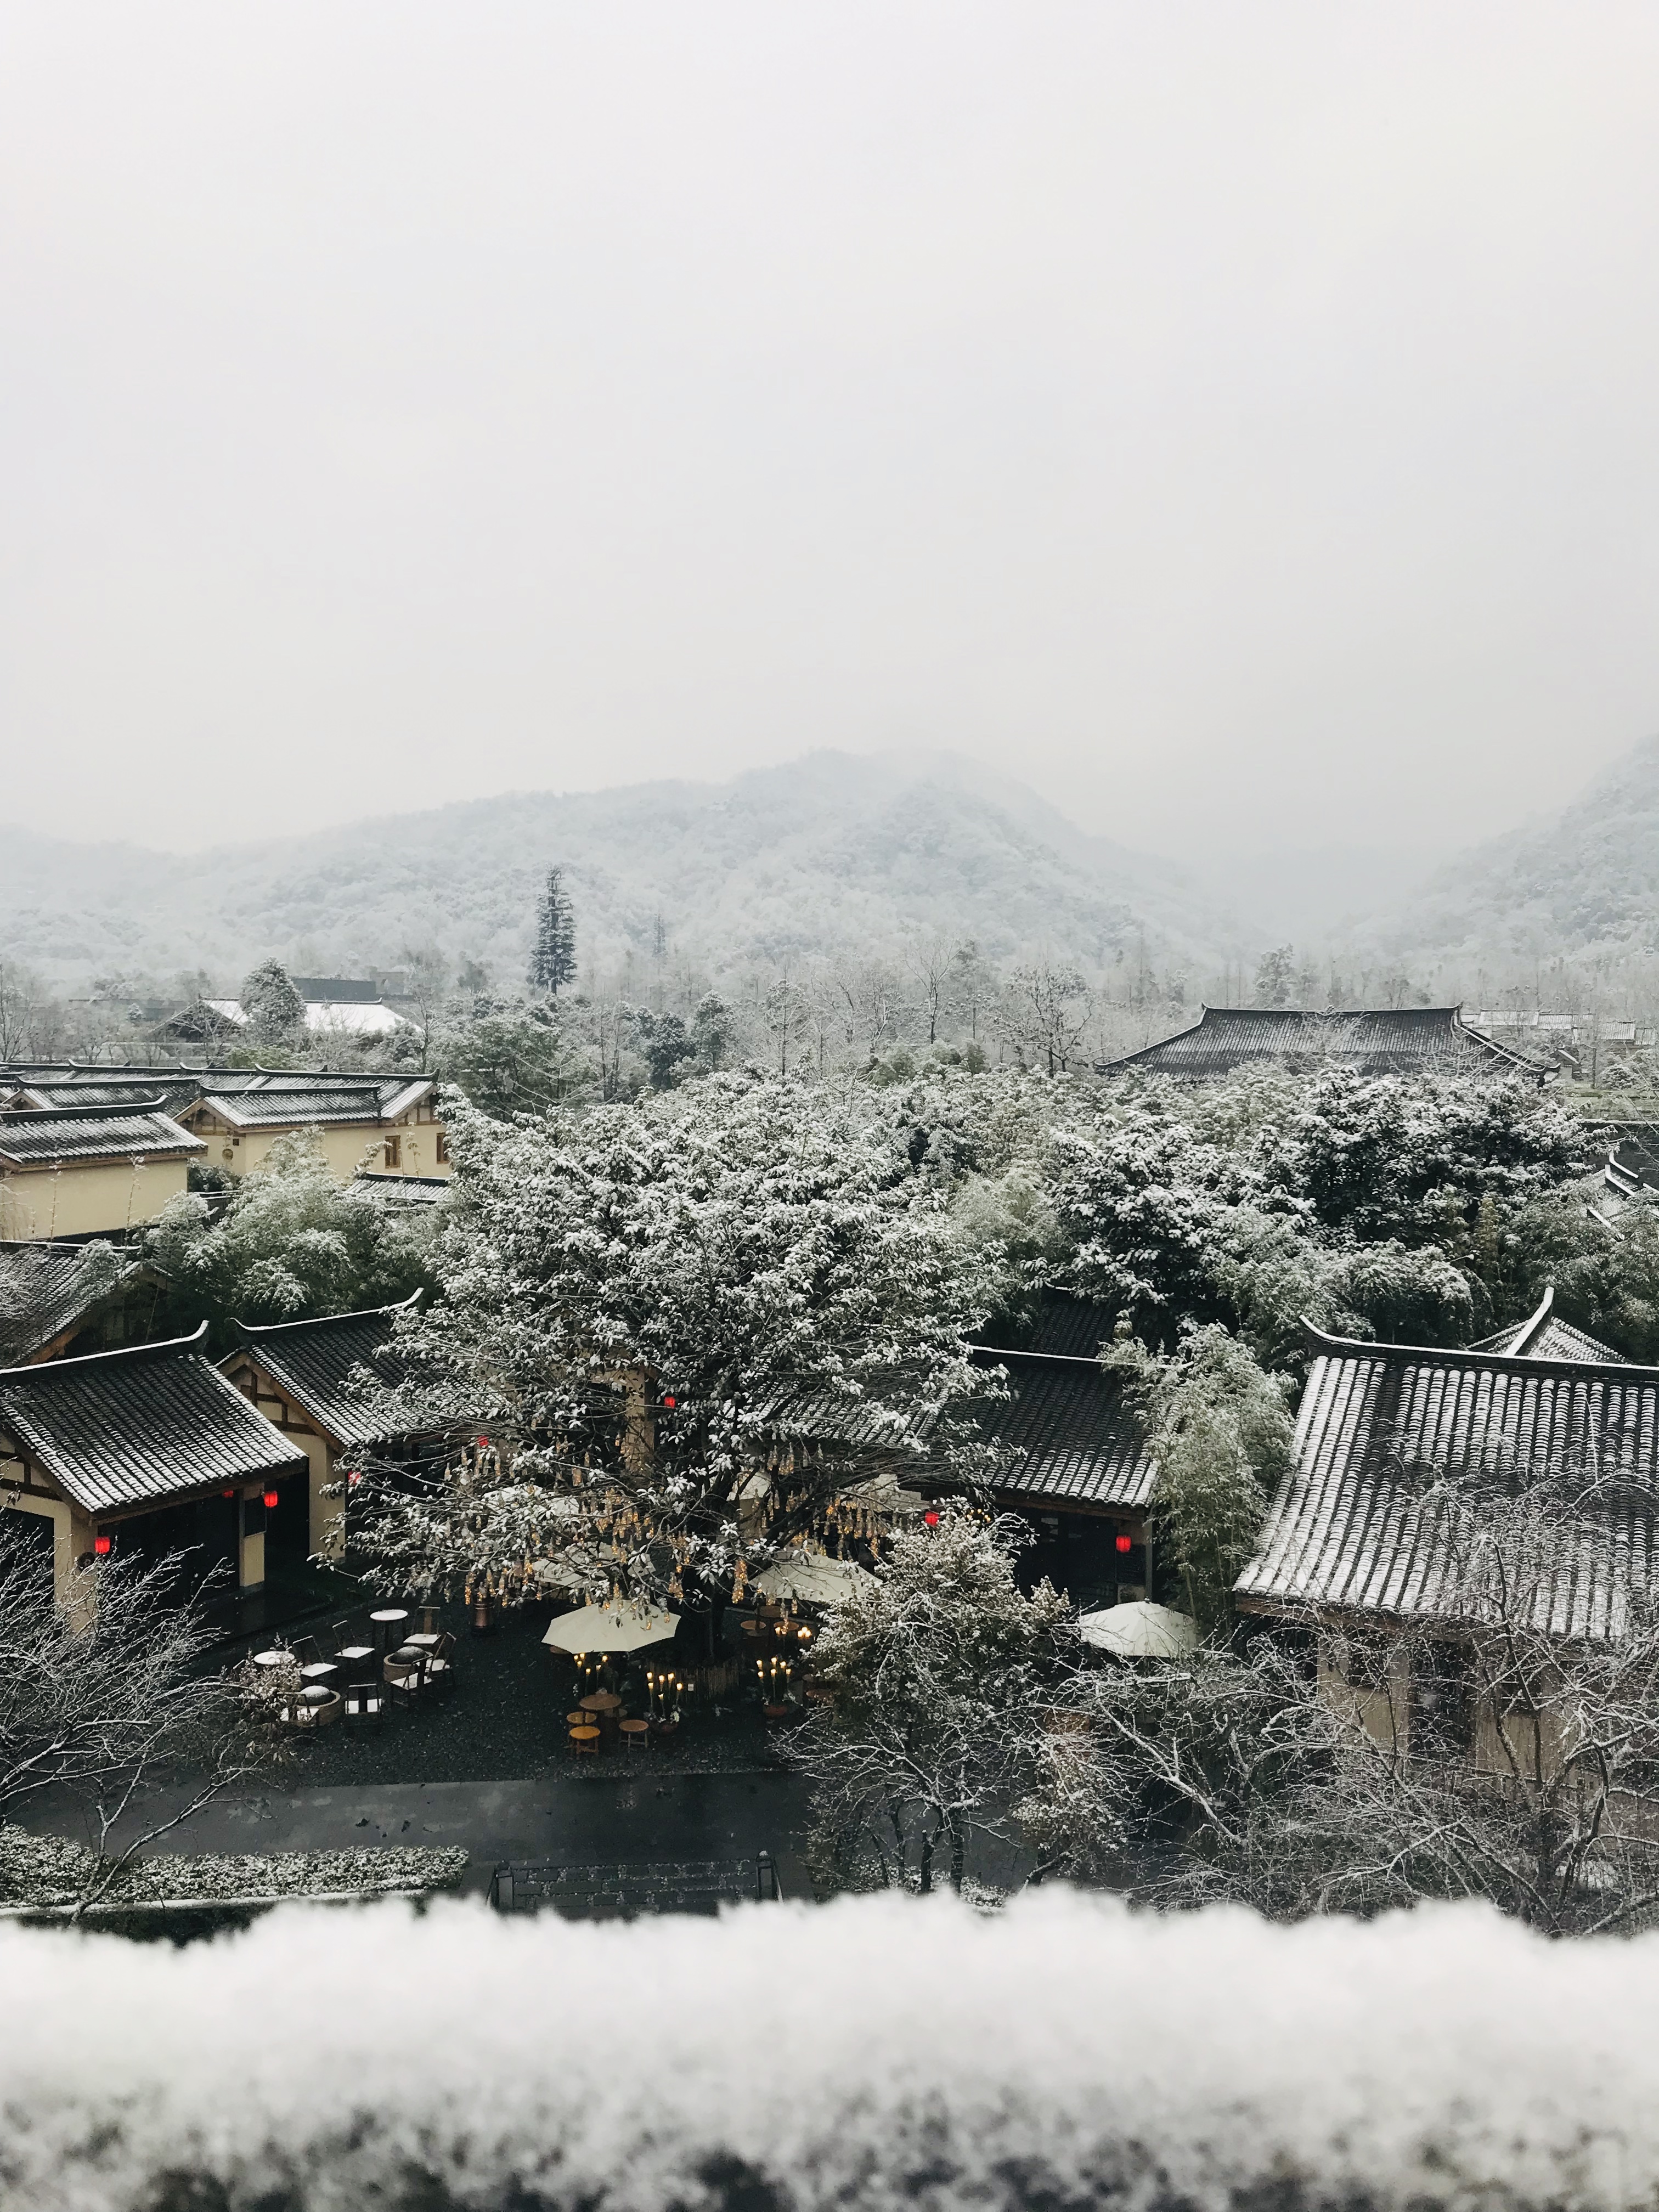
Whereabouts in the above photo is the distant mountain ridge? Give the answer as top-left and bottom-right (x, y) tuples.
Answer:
(1358, 733), (1659, 978)
(0, 751), (1260, 991)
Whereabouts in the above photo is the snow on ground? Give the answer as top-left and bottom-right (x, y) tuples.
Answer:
(2, 1887), (1658, 2210)
(0, 1825), (466, 1909)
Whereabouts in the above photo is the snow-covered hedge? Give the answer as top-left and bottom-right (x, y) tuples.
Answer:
(4, 1888), (1659, 2210)
(0, 1825), (467, 1910)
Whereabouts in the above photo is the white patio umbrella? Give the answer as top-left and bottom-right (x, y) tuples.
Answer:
(752, 1553), (873, 1608)
(1077, 1600), (1201, 1659)
(541, 1599), (678, 1655)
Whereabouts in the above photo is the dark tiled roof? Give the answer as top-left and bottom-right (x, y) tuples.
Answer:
(1469, 1288), (1626, 1365)
(0, 1104), (205, 1165)
(356, 1173), (450, 1206)
(755, 1390), (936, 1455)
(228, 1297), (426, 1448)
(0, 1243), (149, 1365)
(969, 1350), (1154, 1510)
(194, 1074), (431, 1127)
(1026, 1290), (1116, 1362)
(1235, 1324), (1659, 1640)
(1103, 1006), (1548, 1083)
(0, 1326), (304, 1515)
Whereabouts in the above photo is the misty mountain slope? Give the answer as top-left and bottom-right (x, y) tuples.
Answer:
(0, 752), (1250, 990)
(1359, 733), (1659, 967)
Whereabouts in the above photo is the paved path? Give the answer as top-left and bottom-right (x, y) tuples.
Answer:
(22, 1770), (817, 1902)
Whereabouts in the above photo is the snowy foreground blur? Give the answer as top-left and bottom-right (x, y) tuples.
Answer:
(5, 1890), (1659, 2212)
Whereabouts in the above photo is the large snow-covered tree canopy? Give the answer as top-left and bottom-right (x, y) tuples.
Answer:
(359, 1074), (1005, 1612)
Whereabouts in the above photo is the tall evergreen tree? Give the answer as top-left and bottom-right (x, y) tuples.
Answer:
(239, 958), (306, 1043)
(528, 867), (577, 998)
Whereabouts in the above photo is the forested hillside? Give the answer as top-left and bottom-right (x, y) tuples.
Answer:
(1357, 734), (1659, 1003)
(3, 752), (1244, 993)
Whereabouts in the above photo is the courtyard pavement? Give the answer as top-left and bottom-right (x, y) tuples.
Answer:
(22, 1770), (816, 1902)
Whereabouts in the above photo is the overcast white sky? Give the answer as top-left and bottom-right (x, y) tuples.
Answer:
(3, 4), (1657, 859)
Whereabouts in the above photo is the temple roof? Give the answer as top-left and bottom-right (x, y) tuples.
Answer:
(1468, 1286), (1625, 1364)
(225, 1296), (428, 1448)
(1103, 1006), (1549, 1084)
(0, 1243), (160, 1366)
(0, 1102), (205, 1166)
(968, 1348), (1153, 1511)
(1236, 1321), (1659, 1641)
(0, 1325), (303, 1516)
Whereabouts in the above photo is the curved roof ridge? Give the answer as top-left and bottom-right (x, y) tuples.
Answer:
(0, 1097), (167, 1121)
(231, 1289), (423, 1339)
(0, 1319), (210, 1381)
(1297, 1312), (1659, 1383)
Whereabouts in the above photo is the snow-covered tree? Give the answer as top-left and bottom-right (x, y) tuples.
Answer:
(145, 1129), (433, 1350)
(528, 866), (577, 998)
(1021, 1474), (1659, 1934)
(239, 958), (305, 1044)
(793, 1508), (1067, 1895)
(1103, 1324), (1290, 1632)
(0, 1511), (289, 1917)
(353, 1075), (1003, 1623)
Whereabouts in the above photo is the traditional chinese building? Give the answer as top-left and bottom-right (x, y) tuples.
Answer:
(1235, 1291), (1654, 1756)
(1103, 1006), (1549, 1084)
(219, 1296), (433, 1558)
(1, 1065), (452, 1187)
(0, 1326), (306, 1609)
(0, 1099), (205, 1239)
(0, 1242), (172, 1365)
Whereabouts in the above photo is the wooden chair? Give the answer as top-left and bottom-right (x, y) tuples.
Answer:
(388, 1654), (430, 1712)
(293, 1635), (339, 1686)
(425, 1632), (457, 1699)
(343, 1678), (387, 1728)
(334, 1618), (376, 1667)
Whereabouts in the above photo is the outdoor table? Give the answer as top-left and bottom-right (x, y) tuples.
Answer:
(251, 1649), (289, 1668)
(370, 1609), (409, 1651)
(580, 1692), (621, 1713)
(404, 1632), (441, 1650)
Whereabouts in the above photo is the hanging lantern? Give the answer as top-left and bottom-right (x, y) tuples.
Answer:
(1116, 1532), (1133, 1554)
(263, 1489), (279, 1510)
(93, 1533), (111, 1556)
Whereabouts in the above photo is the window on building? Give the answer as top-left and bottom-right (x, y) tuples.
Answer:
(383, 1134), (401, 1169)
(436, 1130), (449, 1165)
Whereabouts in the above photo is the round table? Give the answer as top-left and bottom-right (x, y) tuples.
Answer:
(370, 1609), (409, 1651)
(569, 1725), (601, 1755)
(580, 1692), (621, 1714)
(619, 1719), (650, 1752)
(252, 1649), (289, 1669)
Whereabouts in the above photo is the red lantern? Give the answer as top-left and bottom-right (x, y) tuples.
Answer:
(93, 1534), (111, 1556)
(662, 1395), (677, 1410)
(222, 1488), (235, 1499)
(923, 1511), (940, 1527)
(1115, 1532), (1132, 1554)
(263, 1489), (279, 1510)
(476, 1436), (489, 1448)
